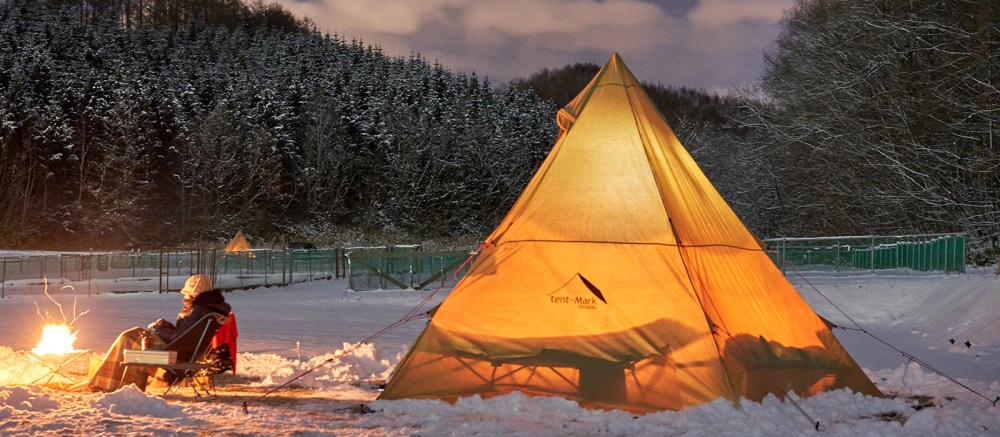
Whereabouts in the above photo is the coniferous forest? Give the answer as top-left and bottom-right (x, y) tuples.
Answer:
(1, 0), (998, 262)
(0, 0), (557, 248)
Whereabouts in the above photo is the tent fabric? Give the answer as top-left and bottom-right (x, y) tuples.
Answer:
(378, 53), (881, 413)
(223, 230), (251, 254)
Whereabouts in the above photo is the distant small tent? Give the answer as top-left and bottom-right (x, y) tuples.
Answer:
(378, 54), (881, 413)
(223, 230), (251, 254)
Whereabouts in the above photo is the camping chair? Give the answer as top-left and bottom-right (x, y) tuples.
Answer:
(122, 313), (226, 399)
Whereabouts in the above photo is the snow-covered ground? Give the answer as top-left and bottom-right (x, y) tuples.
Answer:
(1, 262), (999, 436)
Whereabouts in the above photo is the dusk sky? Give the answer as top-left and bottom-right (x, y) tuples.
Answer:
(272, 0), (797, 94)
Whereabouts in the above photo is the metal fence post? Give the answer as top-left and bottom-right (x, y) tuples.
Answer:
(930, 238), (936, 272)
(779, 238), (786, 274)
(347, 253), (353, 290)
(870, 237), (875, 274)
(945, 236), (952, 273)
(86, 252), (91, 296)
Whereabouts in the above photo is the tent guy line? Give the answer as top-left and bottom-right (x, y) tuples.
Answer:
(773, 249), (1000, 407)
(829, 320), (1000, 407)
(241, 311), (430, 414)
(720, 327), (825, 430)
(241, 243), (487, 413)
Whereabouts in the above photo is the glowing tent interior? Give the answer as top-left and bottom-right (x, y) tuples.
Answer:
(223, 230), (251, 254)
(378, 53), (881, 413)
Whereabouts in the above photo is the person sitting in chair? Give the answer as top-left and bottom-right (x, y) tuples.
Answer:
(88, 274), (232, 392)
(146, 274), (232, 346)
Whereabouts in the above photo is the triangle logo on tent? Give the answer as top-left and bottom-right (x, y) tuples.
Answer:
(546, 273), (608, 309)
(577, 273), (607, 304)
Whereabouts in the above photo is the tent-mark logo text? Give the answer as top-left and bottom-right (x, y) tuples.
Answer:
(547, 273), (607, 310)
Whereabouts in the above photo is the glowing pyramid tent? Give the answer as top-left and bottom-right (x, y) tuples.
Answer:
(379, 54), (880, 413)
(223, 230), (251, 254)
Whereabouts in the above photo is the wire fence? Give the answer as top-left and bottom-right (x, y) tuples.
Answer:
(763, 233), (966, 274)
(0, 233), (967, 298)
(0, 246), (474, 298)
(343, 247), (472, 291)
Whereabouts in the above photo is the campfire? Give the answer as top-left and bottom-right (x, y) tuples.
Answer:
(18, 280), (92, 389)
(22, 322), (89, 389)
(32, 324), (79, 355)
(31, 278), (89, 355)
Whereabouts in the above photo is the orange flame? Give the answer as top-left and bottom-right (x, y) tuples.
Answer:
(32, 324), (78, 355)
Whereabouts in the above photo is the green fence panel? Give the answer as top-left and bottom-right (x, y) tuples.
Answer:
(344, 249), (472, 291)
(764, 233), (965, 275)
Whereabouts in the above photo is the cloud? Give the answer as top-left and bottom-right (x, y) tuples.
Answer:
(688, 0), (795, 26)
(463, 0), (668, 42)
(273, 0), (794, 91)
(289, 0), (456, 35)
